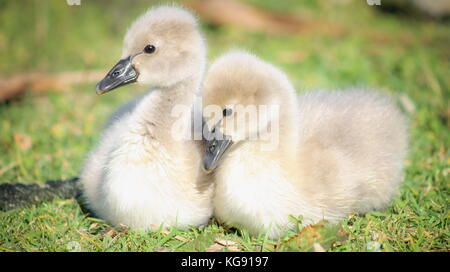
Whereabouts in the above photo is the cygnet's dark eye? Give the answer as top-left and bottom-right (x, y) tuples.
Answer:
(144, 44), (156, 54)
(223, 108), (232, 117)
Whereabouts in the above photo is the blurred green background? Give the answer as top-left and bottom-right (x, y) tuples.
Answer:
(0, 0), (448, 252)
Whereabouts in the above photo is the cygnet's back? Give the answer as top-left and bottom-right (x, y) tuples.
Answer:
(296, 89), (408, 216)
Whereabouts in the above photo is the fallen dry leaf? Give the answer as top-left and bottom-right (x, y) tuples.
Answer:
(214, 238), (240, 251)
(88, 223), (100, 232)
(14, 133), (32, 151)
(275, 222), (347, 251)
(226, 245), (240, 252)
(118, 223), (130, 230)
(104, 228), (116, 238)
(313, 242), (326, 252)
(205, 239), (241, 252)
(205, 243), (225, 252)
(154, 246), (171, 252)
(398, 93), (416, 115)
(173, 234), (188, 242)
(215, 238), (238, 246)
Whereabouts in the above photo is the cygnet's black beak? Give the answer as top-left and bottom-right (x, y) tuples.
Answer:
(96, 55), (139, 94)
(203, 125), (233, 173)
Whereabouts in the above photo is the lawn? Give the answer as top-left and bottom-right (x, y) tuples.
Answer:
(0, 0), (448, 252)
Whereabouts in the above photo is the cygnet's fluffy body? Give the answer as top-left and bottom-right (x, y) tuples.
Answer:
(80, 6), (213, 230)
(203, 51), (408, 239)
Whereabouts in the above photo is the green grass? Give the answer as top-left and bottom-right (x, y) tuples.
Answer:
(0, 0), (449, 252)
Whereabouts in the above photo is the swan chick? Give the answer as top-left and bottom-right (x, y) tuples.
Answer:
(202, 51), (408, 239)
(80, 6), (213, 230)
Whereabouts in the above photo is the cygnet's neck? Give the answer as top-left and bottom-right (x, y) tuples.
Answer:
(159, 72), (203, 106)
(133, 71), (204, 147)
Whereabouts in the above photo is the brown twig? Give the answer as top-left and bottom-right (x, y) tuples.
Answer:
(185, 0), (344, 36)
(0, 70), (104, 101)
(186, 0), (304, 34)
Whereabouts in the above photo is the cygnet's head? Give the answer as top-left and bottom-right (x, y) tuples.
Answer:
(202, 51), (294, 172)
(96, 6), (206, 94)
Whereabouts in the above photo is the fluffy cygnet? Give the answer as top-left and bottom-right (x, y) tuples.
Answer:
(202, 51), (408, 239)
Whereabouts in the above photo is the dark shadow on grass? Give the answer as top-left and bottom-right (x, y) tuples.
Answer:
(0, 177), (94, 216)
